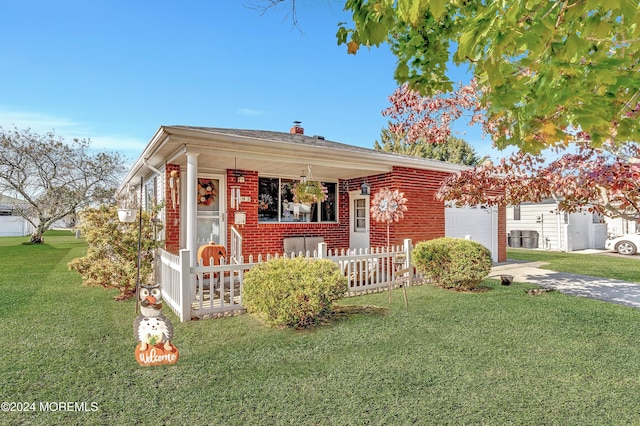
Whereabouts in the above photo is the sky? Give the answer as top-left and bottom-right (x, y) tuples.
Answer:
(0, 0), (498, 163)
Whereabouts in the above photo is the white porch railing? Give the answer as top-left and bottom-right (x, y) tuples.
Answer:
(159, 249), (191, 322)
(159, 239), (414, 322)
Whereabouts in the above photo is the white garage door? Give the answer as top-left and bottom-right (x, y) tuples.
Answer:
(445, 205), (498, 262)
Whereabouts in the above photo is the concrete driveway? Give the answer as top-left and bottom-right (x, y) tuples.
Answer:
(491, 260), (640, 309)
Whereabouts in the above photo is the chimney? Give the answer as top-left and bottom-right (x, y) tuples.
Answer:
(290, 121), (304, 135)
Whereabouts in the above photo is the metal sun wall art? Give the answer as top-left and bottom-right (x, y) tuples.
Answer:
(371, 188), (408, 247)
(371, 188), (408, 223)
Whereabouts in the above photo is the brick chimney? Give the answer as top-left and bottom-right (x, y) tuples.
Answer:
(290, 121), (304, 135)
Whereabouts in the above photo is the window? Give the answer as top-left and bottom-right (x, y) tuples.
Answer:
(354, 198), (366, 231)
(258, 177), (337, 223)
(513, 205), (521, 220)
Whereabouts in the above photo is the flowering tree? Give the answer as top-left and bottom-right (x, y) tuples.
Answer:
(381, 77), (640, 222)
(259, 1), (639, 218)
(437, 144), (640, 222)
(382, 80), (485, 146)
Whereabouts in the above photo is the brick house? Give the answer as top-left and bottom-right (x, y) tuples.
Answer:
(119, 125), (506, 264)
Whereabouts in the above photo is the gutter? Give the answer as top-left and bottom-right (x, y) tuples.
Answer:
(143, 158), (163, 176)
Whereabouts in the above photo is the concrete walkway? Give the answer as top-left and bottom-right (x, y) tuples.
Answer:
(490, 261), (640, 309)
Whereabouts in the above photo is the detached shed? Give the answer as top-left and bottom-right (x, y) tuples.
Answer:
(0, 194), (33, 237)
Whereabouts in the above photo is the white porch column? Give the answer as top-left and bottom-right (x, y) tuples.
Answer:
(186, 152), (199, 266)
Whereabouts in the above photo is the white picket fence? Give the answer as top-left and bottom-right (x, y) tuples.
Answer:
(159, 239), (414, 322)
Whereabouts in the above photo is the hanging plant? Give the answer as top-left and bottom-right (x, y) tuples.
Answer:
(197, 179), (218, 206)
(115, 186), (139, 223)
(293, 180), (328, 204)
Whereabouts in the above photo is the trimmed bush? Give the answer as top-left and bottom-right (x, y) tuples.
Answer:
(242, 257), (348, 328)
(412, 237), (492, 290)
(68, 205), (162, 300)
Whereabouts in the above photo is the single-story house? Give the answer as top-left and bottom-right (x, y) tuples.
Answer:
(119, 125), (507, 265)
(506, 200), (612, 251)
(0, 194), (34, 237)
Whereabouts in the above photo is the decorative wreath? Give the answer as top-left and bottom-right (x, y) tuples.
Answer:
(371, 188), (408, 223)
(197, 179), (218, 206)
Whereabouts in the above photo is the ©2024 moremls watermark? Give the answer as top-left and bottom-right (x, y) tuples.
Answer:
(1, 401), (99, 413)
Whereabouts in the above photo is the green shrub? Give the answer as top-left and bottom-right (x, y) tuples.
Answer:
(68, 205), (162, 300)
(412, 237), (492, 291)
(242, 257), (348, 328)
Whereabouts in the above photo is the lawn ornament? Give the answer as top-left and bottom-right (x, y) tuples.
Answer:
(134, 283), (179, 366)
(371, 188), (408, 247)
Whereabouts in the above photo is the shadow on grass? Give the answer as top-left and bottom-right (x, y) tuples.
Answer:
(316, 304), (389, 327)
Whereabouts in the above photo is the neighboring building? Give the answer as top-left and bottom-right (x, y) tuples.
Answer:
(0, 194), (33, 237)
(604, 216), (638, 237)
(118, 125), (507, 264)
(506, 200), (610, 251)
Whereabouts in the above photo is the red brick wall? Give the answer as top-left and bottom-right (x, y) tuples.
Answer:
(164, 164), (181, 254)
(356, 167), (449, 248)
(227, 167), (452, 257)
(166, 165), (506, 262)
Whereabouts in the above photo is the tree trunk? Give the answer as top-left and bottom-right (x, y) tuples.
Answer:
(30, 225), (46, 244)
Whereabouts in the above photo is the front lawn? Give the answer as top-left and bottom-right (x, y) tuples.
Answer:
(2, 233), (640, 424)
(508, 248), (640, 283)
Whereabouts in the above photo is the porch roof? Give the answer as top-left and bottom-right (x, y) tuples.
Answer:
(120, 125), (469, 190)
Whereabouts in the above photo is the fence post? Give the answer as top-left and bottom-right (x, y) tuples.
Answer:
(403, 239), (412, 286)
(179, 249), (191, 322)
(318, 242), (327, 259)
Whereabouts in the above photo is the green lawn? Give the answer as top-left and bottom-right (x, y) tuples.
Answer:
(507, 248), (640, 283)
(2, 233), (640, 425)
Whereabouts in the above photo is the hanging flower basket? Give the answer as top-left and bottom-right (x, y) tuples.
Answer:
(293, 180), (328, 204)
(116, 186), (139, 223)
(117, 208), (137, 223)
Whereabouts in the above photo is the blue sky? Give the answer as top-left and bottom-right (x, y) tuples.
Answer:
(0, 0), (496, 162)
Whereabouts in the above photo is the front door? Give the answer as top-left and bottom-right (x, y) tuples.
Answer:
(196, 175), (226, 252)
(349, 191), (370, 250)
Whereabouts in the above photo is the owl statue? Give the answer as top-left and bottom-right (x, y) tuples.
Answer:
(134, 283), (179, 366)
(138, 283), (163, 317)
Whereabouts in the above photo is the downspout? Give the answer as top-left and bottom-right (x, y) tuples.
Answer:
(557, 210), (563, 251)
(551, 195), (563, 252)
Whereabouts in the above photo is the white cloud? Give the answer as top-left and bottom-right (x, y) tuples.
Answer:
(0, 108), (147, 159)
(236, 108), (263, 116)
(0, 109), (85, 134)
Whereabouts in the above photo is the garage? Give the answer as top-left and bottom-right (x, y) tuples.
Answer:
(445, 204), (498, 262)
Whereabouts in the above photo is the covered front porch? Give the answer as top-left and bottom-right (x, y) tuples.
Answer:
(118, 126), (467, 267)
(158, 234), (414, 322)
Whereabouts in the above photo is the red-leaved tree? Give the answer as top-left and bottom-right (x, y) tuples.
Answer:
(383, 79), (485, 146)
(384, 83), (640, 222)
(436, 142), (640, 222)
